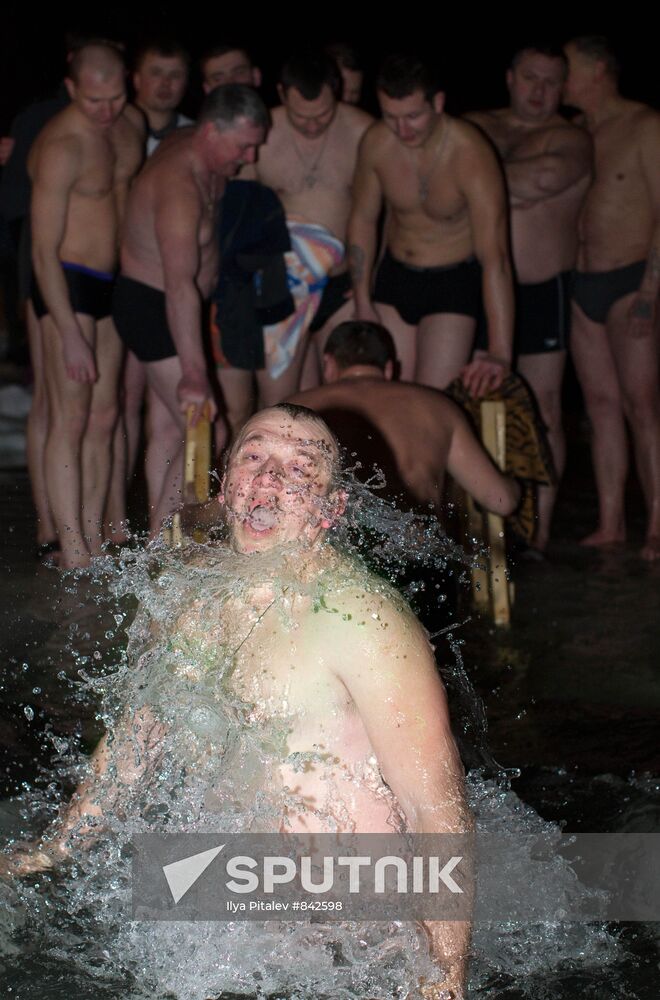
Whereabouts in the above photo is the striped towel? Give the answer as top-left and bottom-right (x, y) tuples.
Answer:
(263, 221), (344, 379)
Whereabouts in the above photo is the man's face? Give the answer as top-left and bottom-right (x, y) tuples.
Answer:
(222, 410), (339, 554)
(206, 117), (266, 175)
(203, 51), (259, 93)
(563, 44), (598, 108)
(68, 70), (127, 127)
(378, 89), (443, 147)
(507, 52), (565, 121)
(340, 67), (363, 106)
(134, 53), (188, 113)
(281, 85), (337, 139)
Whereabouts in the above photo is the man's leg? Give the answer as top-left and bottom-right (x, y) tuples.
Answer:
(216, 366), (255, 441)
(123, 350), (147, 483)
(517, 351), (567, 552)
(143, 357), (186, 535)
(256, 330), (311, 408)
(373, 302), (417, 380)
(41, 314), (93, 569)
(82, 317), (123, 555)
(300, 298), (355, 390)
(25, 301), (56, 548)
(607, 293), (660, 559)
(570, 301), (627, 545)
(414, 313), (476, 389)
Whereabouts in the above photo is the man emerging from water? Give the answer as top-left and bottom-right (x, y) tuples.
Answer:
(3, 405), (471, 998)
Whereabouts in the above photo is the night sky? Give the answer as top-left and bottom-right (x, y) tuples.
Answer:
(2, 2), (658, 127)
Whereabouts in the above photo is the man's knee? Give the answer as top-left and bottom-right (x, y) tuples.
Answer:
(534, 389), (563, 433)
(87, 400), (120, 440)
(621, 388), (660, 428)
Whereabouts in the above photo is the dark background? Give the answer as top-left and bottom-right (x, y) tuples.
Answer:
(2, 1), (658, 128)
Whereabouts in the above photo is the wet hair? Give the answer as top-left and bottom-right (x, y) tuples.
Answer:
(198, 83), (269, 132)
(324, 321), (396, 371)
(568, 35), (620, 79)
(280, 50), (342, 100)
(510, 43), (568, 76)
(134, 39), (190, 72)
(376, 53), (439, 103)
(326, 42), (363, 73)
(68, 40), (126, 84)
(200, 43), (254, 74)
(225, 404), (342, 486)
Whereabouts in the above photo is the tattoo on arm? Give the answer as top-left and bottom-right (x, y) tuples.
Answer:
(348, 244), (365, 284)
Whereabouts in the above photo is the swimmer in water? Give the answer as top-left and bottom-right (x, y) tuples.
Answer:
(2, 404), (471, 998)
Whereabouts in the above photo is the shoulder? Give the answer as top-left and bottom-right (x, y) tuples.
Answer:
(358, 120), (392, 158)
(339, 102), (374, 137)
(633, 103), (660, 140)
(464, 107), (503, 130)
(32, 127), (81, 178)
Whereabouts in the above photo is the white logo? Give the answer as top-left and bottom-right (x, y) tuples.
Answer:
(163, 844), (225, 904)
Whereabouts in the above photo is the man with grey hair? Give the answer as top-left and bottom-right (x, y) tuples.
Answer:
(113, 85), (269, 533)
(564, 36), (660, 560)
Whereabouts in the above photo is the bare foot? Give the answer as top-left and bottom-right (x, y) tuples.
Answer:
(580, 528), (626, 548)
(641, 535), (660, 561)
(59, 538), (91, 570)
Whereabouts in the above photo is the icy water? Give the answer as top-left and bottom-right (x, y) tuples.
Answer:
(0, 426), (659, 999)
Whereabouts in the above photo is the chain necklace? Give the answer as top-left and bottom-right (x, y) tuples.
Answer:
(291, 127), (331, 189)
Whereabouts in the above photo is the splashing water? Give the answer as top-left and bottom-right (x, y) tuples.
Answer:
(0, 467), (626, 998)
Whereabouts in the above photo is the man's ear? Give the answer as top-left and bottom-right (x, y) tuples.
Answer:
(252, 67), (262, 89)
(383, 360), (394, 380)
(64, 77), (76, 101)
(432, 91), (446, 115)
(277, 83), (286, 105)
(321, 488), (348, 528)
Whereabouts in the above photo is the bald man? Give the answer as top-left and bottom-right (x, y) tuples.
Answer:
(29, 42), (143, 568)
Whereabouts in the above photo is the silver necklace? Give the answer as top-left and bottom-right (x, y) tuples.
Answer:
(418, 119), (450, 203)
(291, 129), (331, 189)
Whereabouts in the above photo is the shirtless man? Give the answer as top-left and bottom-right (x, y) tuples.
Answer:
(467, 45), (592, 551)
(109, 40), (194, 536)
(222, 51), (372, 429)
(200, 43), (262, 94)
(113, 84), (268, 534)
(348, 53), (513, 398)
(133, 40), (192, 156)
(3, 405), (471, 999)
(289, 319), (520, 517)
(28, 42), (143, 569)
(564, 36), (660, 560)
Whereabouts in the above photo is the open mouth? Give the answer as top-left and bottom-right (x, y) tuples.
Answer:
(245, 503), (279, 533)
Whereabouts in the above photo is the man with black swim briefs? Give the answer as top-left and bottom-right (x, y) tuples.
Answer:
(564, 36), (660, 560)
(113, 85), (268, 533)
(467, 45), (592, 553)
(28, 41), (143, 569)
(348, 54), (514, 398)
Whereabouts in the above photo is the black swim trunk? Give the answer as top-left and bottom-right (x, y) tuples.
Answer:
(516, 271), (572, 355)
(309, 270), (352, 333)
(31, 261), (114, 320)
(374, 249), (482, 325)
(113, 274), (176, 362)
(573, 260), (646, 325)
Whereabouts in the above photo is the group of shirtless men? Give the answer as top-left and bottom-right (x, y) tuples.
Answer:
(18, 35), (660, 568)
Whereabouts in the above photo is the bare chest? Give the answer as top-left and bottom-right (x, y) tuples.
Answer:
(591, 121), (642, 197)
(259, 129), (357, 199)
(381, 153), (466, 223)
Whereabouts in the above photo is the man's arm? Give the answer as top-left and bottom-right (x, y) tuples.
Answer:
(444, 400), (520, 514)
(628, 113), (660, 339)
(332, 597), (472, 997)
(504, 126), (592, 205)
(460, 130), (514, 397)
(30, 136), (97, 382)
(154, 185), (217, 421)
(347, 127), (383, 322)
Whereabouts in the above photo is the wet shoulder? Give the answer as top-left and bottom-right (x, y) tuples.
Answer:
(338, 102), (374, 138)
